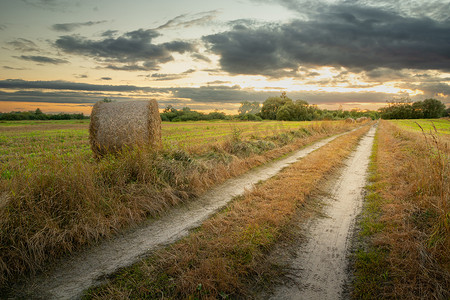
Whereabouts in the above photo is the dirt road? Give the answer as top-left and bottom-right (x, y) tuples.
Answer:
(10, 130), (357, 300)
(268, 125), (376, 299)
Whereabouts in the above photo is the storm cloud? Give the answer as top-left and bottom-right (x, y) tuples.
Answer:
(203, 3), (450, 77)
(55, 29), (197, 70)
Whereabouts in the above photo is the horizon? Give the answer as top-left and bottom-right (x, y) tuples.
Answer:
(1, 0), (449, 114)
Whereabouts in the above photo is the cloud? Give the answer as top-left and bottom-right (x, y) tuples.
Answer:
(191, 53), (211, 63)
(3, 66), (27, 70)
(51, 21), (107, 32)
(55, 29), (197, 70)
(6, 38), (39, 52)
(21, 0), (76, 12)
(1, 79), (445, 107)
(0, 24), (6, 30)
(203, 2), (450, 77)
(0, 79), (150, 92)
(15, 55), (68, 64)
(149, 69), (196, 81)
(156, 10), (219, 30)
(100, 77), (112, 80)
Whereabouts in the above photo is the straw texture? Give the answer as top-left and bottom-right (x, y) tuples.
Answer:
(89, 100), (161, 156)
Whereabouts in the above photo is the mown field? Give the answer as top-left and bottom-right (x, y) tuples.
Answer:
(0, 119), (355, 289)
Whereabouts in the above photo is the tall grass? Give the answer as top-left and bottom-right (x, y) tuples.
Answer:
(0, 121), (355, 289)
(352, 120), (449, 299)
(85, 124), (373, 299)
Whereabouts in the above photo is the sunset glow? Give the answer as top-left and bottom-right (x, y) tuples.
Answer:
(1, 0), (449, 114)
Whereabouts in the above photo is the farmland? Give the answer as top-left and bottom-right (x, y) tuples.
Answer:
(0, 120), (316, 166)
(2, 118), (448, 299)
(0, 119), (356, 290)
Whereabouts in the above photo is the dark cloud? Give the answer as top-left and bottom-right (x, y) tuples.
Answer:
(0, 79), (150, 92)
(149, 69), (196, 81)
(100, 77), (112, 80)
(101, 30), (118, 37)
(156, 10), (218, 30)
(3, 66), (26, 70)
(1, 79), (445, 107)
(51, 21), (107, 32)
(0, 90), (101, 103)
(401, 82), (450, 98)
(6, 38), (39, 52)
(191, 53), (211, 63)
(55, 29), (196, 70)
(203, 3), (450, 77)
(15, 55), (68, 64)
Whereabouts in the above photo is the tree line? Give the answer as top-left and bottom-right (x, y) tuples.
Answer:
(0, 108), (88, 121)
(1, 95), (447, 122)
(378, 98), (448, 119)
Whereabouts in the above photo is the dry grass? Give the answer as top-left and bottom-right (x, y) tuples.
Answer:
(0, 121), (356, 289)
(85, 124), (372, 299)
(352, 120), (449, 299)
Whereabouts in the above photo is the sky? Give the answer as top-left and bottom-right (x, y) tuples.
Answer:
(0, 0), (449, 115)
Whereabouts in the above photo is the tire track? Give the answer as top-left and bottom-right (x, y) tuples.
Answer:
(268, 125), (377, 300)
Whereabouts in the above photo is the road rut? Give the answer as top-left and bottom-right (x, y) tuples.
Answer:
(268, 125), (376, 300)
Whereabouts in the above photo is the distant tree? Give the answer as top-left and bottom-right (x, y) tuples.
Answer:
(421, 98), (446, 118)
(379, 98), (446, 119)
(261, 93), (293, 120)
(238, 101), (261, 115)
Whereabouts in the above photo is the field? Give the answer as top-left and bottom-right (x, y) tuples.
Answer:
(390, 118), (450, 135)
(0, 120), (314, 166)
(0, 119), (354, 289)
(2, 118), (448, 298)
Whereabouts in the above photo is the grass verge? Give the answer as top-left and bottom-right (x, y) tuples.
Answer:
(352, 120), (449, 299)
(0, 121), (357, 289)
(84, 124), (372, 299)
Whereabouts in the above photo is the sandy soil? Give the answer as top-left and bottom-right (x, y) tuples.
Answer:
(264, 125), (376, 300)
(9, 131), (354, 300)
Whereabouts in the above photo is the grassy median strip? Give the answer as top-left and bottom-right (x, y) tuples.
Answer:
(352, 120), (449, 299)
(84, 124), (372, 299)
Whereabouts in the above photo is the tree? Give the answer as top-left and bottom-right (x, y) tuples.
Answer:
(421, 98), (446, 118)
(238, 101), (261, 115)
(261, 93), (292, 120)
(276, 103), (295, 120)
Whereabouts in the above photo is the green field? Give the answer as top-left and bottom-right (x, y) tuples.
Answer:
(389, 119), (450, 135)
(0, 119), (319, 167)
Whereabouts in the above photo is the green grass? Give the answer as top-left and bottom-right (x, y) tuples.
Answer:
(389, 119), (450, 135)
(352, 127), (390, 298)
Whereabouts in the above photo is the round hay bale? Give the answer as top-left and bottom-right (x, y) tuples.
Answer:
(345, 118), (355, 123)
(89, 100), (161, 156)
